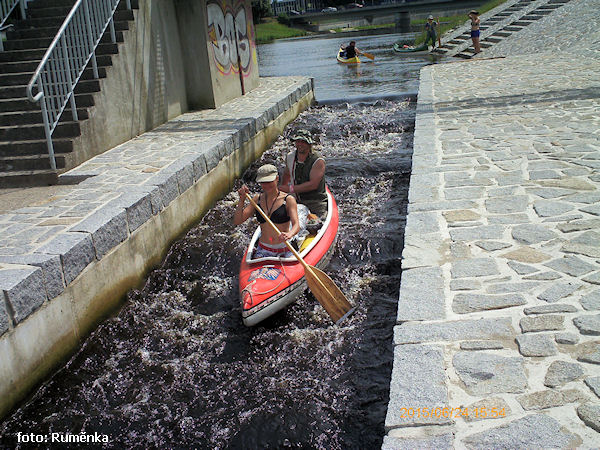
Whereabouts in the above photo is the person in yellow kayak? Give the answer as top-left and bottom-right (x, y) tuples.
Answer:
(341, 40), (362, 59)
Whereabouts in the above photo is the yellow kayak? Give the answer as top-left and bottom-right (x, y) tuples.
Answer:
(337, 47), (360, 64)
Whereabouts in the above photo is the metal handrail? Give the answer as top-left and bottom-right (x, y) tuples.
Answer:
(0, 0), (26, 51)
(26, 0), (131, 170)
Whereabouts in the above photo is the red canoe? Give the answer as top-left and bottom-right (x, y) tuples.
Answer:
(239, 187), (339, 326)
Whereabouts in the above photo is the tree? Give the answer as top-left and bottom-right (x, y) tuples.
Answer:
(252, 0), (272, 23)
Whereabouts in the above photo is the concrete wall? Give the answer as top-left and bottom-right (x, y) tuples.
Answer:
(65, 0), (260, 168)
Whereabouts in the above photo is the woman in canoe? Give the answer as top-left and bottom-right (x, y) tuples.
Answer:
(234, 164), (300, 258)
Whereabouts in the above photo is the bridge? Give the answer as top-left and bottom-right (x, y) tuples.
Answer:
(289, 0), (486, 27)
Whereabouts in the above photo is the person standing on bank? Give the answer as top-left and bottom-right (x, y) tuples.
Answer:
(424, 15), (439, 50)
(280, 130), (328, 219)
(234, 164), (300, 258)
(468, 10), (481, 54)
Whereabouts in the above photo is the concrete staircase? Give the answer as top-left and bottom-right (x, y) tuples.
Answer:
(433, 0), (573, 59)
(0, 0), (137, 187)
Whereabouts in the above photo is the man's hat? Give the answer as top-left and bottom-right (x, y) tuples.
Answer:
(291, 129), (314, 144)
(256, 164), (278, 183)
(469, 10), (479, 14)
(428, 15), (433, 19)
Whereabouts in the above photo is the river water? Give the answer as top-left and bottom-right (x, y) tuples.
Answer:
(1, 33), (440, 449)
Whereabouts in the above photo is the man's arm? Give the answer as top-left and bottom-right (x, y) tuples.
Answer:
(292, 159), (325, 194)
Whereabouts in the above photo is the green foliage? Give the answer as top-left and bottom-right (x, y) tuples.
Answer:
(277, 13), (290, 26)
(255, 19), (307, 44)
(251, 0), (272, 24)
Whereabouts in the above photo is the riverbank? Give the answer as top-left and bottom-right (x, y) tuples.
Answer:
(384, 0), (600, 446)
(0, 77), (314, 420)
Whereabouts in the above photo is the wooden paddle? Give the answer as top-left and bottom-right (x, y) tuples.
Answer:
(246, 193), (355, 324)
(360, 51), (375, 60)
(437, 18), (442, 48)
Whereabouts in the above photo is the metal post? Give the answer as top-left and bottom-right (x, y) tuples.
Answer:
(61, 35), (78, 121)
(126, 0), (131, 9)
(38, 80), (57, 171)
(83, 0), (98, 78)
(19, 0), (26, 19)
(109, 16), (115, 43)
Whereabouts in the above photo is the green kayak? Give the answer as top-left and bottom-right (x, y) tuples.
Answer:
(393, 43), (429, 54)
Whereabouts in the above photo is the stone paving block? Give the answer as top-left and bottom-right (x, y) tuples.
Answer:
(450, 279), (481, 291)
(582, 271), (600, 285)
(107, 191), (153, 234)
(523, 271), (562, 281)
(577, 404), (600, 433)
(524, 304), (577, 315)
(385, 345), (451, 429)
(453, 351), (527, 395)
(577, 341), (600, 365)
(544, 360), (584, 387)
(394, 318), (514, 345)
(453, 293), (526, 314)
(451, 258), (499, 278)
(506, 261), (537, 275)
(37, 232), (95, 285)
(70, 208), (128, 260)
(405, 212), (440, 234)
(533, 200), (575, 217)
(0, 267), (46, 324)
(396, 267), (445, 322)
(475, 241), (511, 251)
(487, 282), (540, 294)
(0, 293), (9, 336)
(144, 171), (179, 209)
(460, 340), (503, 350)
(581, 204), (600, 216)
(517, 390), (570, 410)
(555, 332), (579, 345)
(0, 253), (65, 299)
(501, 246), (551, 263)
(584, 377), (600, 399)
(573, 314), (600, 336)
(163, 158), (195, 194)
(462, 414), (579, 449)
(511, 224), (558, 245)
(382, 434), (453, 449)
(580, 290), (600, 311)
(449, 225), (505, 242)
(544, 256), (596, 277)
(537, 281), (582, 303)
(516, 333), (558, 357)
(485, 196), (529, 214)
(520, 315), (564, 333)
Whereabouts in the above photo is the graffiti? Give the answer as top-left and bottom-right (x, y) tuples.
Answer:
(207, 1), (253, 76)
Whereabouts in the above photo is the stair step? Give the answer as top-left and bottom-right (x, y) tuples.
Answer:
(455, 52), (473, 59)
(0, 169), (59, 188)
(26, 6), (72, 18)
(0, 54), (114, 74)
(0, 93), (95, 113)
(0, 79), (101, 100)
(25, 0), (76, 7)
(4, 31), (124, 51)
(449, 39), (465, 44)
(0, 66), (107, 87)
(493, 31), (512, 37)
(7, 20), (129, 40)
(0, 138), (74, 157)
(503, 26), (523, 31)
(0, 121), (80, 140)
(0, 108), (88, 126)
(483, 37), (502, 43)
(521, 15), (543, 20)
(0, 153), (67, 171)
(479, 42), (492, 48)
(512, 20), (533, 26)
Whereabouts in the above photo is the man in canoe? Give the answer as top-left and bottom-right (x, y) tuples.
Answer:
(280, 129), (328, 219)
(424, 15), (439, 50)
(234, 164), (300, 258)
(341, 40), (361, 59)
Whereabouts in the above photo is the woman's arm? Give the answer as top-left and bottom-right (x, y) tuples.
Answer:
(279, 196), (300, 242)
(233, 186), (257, 225)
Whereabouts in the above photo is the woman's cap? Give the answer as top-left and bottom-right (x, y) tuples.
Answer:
(291, 129), (314, 144)
(428, 15), (433, 19)
(256, 164), (278, 183)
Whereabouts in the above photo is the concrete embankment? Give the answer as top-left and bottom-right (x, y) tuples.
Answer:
(384, 0), (600, 447)
(0, 76), (313, 420)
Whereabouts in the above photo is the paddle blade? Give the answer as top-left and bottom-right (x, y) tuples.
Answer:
(305, 265), (355, 324)
(361, 51), (375, 60)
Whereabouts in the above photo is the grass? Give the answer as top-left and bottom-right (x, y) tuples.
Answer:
(412, 0), (509, 45)
(255, 18), (307, 44)
(332, 23), (394, 33)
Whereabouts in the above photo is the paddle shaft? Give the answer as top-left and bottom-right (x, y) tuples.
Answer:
(245, 193), (351, 322)
(437, 18), (441, 47)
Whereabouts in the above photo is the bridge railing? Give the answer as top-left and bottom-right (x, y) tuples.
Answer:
(26, 0), (131, 170)
(0, 0), (27, 51)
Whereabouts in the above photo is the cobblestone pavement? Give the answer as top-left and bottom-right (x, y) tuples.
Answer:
(384, 2), (600, 448)
(0, 77), (311, 335)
